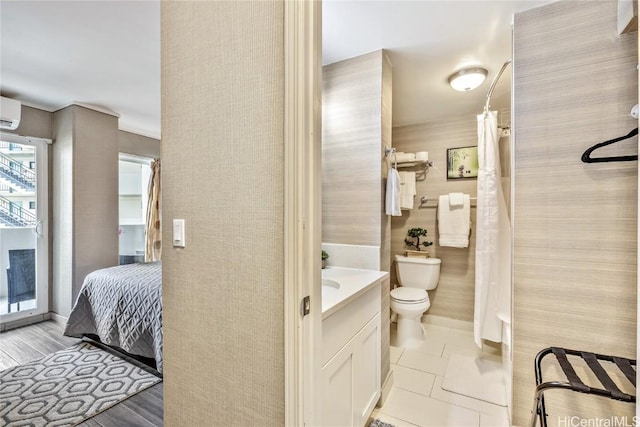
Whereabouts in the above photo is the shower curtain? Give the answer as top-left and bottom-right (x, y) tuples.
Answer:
(474, 111), (511, 347)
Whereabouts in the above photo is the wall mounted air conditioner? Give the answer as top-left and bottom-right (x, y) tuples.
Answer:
(0, 96), (21, 130)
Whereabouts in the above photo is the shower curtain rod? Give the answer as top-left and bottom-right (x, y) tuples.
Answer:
(484, 59), (512, 113)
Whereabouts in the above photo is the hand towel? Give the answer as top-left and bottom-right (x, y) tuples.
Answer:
(399, 171), (416, 210)
(438, 194), (470, 247)
(449, 192), (464, 207)
(385, 168), (401, 216)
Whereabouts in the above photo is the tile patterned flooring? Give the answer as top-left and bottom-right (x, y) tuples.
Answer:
(372, 321), (510, 427)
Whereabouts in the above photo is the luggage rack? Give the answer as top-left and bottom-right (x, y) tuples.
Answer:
(530, 347), (636, 427)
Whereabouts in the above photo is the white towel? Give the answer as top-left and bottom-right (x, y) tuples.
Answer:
(449, 192), (464, 207)
(438, 194), (470, 247)
(385, 168), (401, 216)
(399, 171), (416, 210)
(395, 153), (416, 162)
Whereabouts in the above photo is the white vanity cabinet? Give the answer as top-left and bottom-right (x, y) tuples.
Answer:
(321, 281), (381, 427)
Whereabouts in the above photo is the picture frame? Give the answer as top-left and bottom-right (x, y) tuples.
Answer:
(447, 146), (479, 180)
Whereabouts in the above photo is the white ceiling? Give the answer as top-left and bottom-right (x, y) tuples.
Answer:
(1, 1), (161, 138)
(1, 1), (550, 139)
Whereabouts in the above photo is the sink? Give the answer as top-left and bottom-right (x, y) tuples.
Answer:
(322, 278), (340, 289)
(322, 279), (340, 297)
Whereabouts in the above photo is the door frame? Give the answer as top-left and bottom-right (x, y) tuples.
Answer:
(0, 132), (51, 325)
(636, 26), (640, 419)
(283, 0), (322, 425)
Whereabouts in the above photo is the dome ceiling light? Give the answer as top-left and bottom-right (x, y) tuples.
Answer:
(448, 67), (488, 92)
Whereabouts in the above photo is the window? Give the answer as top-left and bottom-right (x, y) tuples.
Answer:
(29, 201), (36, 210)
(118, 155), (152, 265)
(29, 161), (35, 170)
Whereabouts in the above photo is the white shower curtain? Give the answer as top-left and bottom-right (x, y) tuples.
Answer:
(474, 111), (511, 347)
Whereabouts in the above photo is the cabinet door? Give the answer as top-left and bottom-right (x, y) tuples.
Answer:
(321, 313), (381, 427)
(321, 345), (355, 427)
(354, 313), (381, 427)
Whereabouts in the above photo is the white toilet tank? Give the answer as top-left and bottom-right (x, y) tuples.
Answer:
(394, 255), (441, 290)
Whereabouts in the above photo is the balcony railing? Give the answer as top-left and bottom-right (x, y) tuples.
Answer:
(0, 195), (36, 227)
(0, 152), (35, 191)
(0, 142), (24, 151)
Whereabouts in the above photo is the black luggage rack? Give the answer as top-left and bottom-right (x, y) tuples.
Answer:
(530, 347), (636, 427)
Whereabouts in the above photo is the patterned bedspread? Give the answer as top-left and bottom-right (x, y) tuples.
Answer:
(63, 262), (163, 373)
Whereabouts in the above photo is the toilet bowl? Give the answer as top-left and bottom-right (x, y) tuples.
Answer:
(391, 255), (441, 348)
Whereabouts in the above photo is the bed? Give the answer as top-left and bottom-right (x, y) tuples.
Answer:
(63, 261), (163, 373)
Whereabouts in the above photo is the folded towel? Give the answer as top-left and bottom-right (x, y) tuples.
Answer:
(449, 192), (464, 207)
(395, 153), (416, 163)
(400, 171), (416, 210)
(385, 168), (401, 216)
(438, 194), (470, 247)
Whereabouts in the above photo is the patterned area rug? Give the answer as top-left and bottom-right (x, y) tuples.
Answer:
(0, 342), (161, 427)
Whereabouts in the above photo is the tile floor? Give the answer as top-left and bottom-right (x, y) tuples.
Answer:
(371, 320), (510, 427)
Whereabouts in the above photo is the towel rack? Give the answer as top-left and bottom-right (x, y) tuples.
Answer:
(419, 196), (477, 208)
(384, 146), (432, 170)
(397, 159), (433, 169)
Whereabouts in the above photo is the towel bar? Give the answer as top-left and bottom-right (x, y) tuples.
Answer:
(418, 196), (477, 208)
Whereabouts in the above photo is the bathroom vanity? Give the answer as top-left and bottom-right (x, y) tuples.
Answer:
(321, 267), (388, 427)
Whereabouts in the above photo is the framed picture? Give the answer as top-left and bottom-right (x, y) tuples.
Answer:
(447, 146), (479, 180)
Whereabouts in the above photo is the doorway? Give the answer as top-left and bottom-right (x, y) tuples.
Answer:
(0, 136), (48, 324)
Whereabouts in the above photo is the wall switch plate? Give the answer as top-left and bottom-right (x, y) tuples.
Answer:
(173, 219), (185, 247)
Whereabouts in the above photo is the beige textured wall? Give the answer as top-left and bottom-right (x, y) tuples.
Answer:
(51, 105), (119, 316)
(322, 51), (384, 247)
(322, 49), (392, 386)
(118, 130), (160, 159)
(52, 107), (74, 316)
(13, 106), (151, 315)
(72, 106), (119, 299)
(161, 2), (285, 425)
(12, 105), (53, 140)
(392, 117), (496, 322)
(512, 1), (637, 424)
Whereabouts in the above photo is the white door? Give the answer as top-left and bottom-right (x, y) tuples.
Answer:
(0, 136), (48, 324)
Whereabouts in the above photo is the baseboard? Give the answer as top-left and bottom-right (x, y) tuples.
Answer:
(377, 369), (394, 407)
(49, 312), (68, 325)
(421, 314), (473, 332)
(1, 313), (48, 332)
(0, 311), (68, 333)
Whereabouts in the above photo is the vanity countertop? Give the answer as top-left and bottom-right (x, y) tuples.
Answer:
(322, 266), (389, 319)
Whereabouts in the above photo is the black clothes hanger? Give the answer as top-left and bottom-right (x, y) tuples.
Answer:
(581, 128), (638, 163)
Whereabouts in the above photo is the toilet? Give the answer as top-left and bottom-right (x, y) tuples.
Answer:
(391, 255), (441, 348)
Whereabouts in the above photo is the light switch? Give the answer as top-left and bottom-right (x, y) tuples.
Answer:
(173, 219), (185, 247)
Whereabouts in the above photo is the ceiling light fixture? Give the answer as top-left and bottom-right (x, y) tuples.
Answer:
(448, 67), (488, 92)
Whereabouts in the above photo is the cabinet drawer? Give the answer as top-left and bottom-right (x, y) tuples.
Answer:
(322, 282), (381, 366)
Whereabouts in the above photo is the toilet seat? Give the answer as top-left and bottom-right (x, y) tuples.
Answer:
(390, 287), (428, 304)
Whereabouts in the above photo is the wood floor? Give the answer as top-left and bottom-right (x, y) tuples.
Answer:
(0, 320), (164, 426)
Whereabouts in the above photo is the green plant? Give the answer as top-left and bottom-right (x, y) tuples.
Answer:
(322, 250), (329, 260)
(404, 227), (433, 251)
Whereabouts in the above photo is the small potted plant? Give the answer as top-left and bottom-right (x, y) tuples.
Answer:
(322, 250), (329, 269)
(404, 227), (433, 258)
